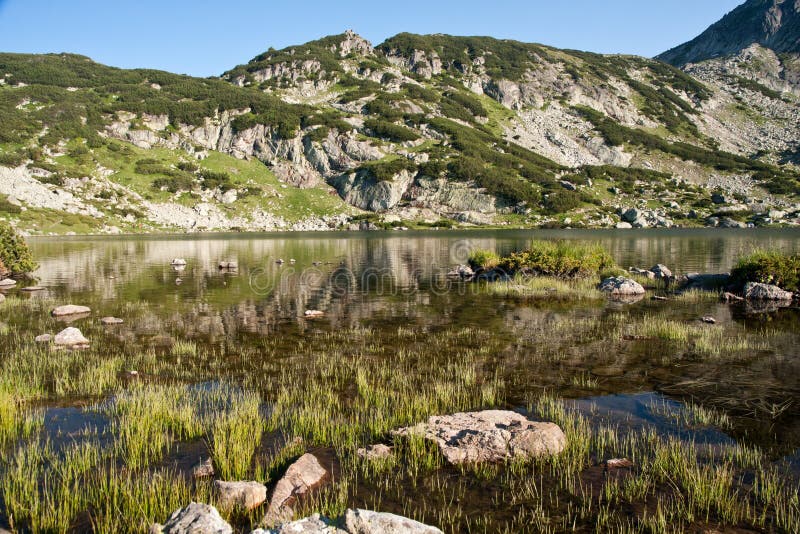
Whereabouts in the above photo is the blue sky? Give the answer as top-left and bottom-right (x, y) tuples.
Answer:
(0, 0), (743, 77)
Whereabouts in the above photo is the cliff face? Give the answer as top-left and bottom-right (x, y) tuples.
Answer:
(658, 0), (800, 66)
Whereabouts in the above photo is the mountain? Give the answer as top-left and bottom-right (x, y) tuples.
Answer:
(658, 0), (800, 66)
(0, 30), (799, 235)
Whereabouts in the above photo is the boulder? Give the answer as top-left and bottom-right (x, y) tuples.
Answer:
(343, 509), (444, 534)
(598, 277), (646, 296)
(393, 410), (566, 465)
(101, 317), (124, 325)
(356, 444), (393, 460)
(213, 480), (267, 511)
(0, 279), (16, 287)
(51, 304), (91, 317)
(157, 502), (232, 534)
(35, 334), (52, 343)
(263, 453), (330, 526)
(54, 327), (89, 347)
(254, 513), (345, 533)
(649, 264), (672, 280)
(743, 282), (793, 301)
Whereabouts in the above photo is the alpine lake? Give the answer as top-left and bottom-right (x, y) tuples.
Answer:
(2, 228), (800, 533)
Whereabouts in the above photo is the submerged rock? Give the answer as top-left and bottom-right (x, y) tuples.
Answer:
(343, 509), (444, 534)
(393, 410), (566, 464)
(680, 273), (731, 290)
(743, 282), (793, 301)
(598, 277), (646, 296)
(156, 502), (232, 534)
(51, 304), (91, 317)
(54, 327), (89, 347)
(214, 480), (267, 511)
(263, 453), (330, 527)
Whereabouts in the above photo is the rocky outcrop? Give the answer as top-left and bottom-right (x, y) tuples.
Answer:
(393, 410), (566, 464)
(743, 281), (794, 300)
(599, 277), (646, 296)
(330, 169), (414, 211)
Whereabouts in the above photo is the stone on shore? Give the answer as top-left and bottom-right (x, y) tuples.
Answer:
(51, 304), (91, 317)
(743, 282), (793, 301)
(213, 480), (267, 511)
(54, 327), (89, 347)
(262, 453), (329, 527)
(155, 502), (232, 534)
(598, 277), (645, 296)
(343, 509), (444, 534)
(393, 410), (566, 465)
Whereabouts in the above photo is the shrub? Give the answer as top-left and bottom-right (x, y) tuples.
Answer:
(499, 241), (615, 279)
(468, 249), (500, 270)
(358, 158), (417, 182)
(731, 250), (800, 292)
(0, 221), (37, 275)
(363, 119), (420, 142)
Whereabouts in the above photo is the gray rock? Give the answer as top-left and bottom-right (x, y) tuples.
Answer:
(393, 410), (566, 465)
(598, 277), (646, 296)
(719, 217), (747, 228)
(649, 264), (673, 280)
(743, 282), (793, 300)
(446, 265), (474, 279)
(161, 502), (233, 534)
(20, 286), (46, 292)
(255, 513), (345, 533)
(711, 193), (727, 204)
(53, 327), (89, 347)
(263, 453), (330, 526)
(356, 444), (393, 460)
(343, 509), (444, 534)
(51, 304), (91, 317)
(559, 180), (577, 191)
(214, 480), (267, 511)
(35, 334), (52, 343)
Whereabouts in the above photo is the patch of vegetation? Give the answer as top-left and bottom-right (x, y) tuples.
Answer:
(730, 76), (782, 100)
(358, 157), (417, 182)
(363, 119), (420, 142)
(0, 220), (37, 275)
(498, 240), (616, 278)
(468, 249), (501, 270)
(731, 250), (800, 292)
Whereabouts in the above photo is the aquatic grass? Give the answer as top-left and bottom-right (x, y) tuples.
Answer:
(209, 388), (264, 480)
(485, 275), (604, 300)
(648, 398), (731, 430)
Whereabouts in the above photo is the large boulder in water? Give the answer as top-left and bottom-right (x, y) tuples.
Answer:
(599, 276), (645, 295)
(393, 410), (566, 464)
(262, 453), (330, 526)
(743, 282), (793, 300)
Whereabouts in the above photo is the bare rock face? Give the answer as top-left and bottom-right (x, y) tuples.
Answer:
(157, 503), (233, 534)
(743, 282), (794, 300)
(599, 277), (646, 296)
(53, 327), (89, 347)
(213, 480), (267, 511)
(51, 304), (91, 317)
(393, 410), (566, 464)
(262, 453), (330, 526)
(343, 509), (444, 534)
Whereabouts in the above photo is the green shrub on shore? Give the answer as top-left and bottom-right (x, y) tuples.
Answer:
(499, 240), (615, 278)
(731, 250), (800, 291)
(0, 221), (36, 275)
(468, 249), (501, 270)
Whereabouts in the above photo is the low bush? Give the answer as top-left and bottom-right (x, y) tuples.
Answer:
(499, 241), (615, 279)
(731, 250), (800, 292)
(468, 249), (500, 270)
(0, 220), (37, 275)
(358, 158), (417, 182)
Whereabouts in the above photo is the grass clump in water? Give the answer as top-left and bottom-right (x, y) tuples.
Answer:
(731, 249), (800, 291)
(498, 240), (616, 278)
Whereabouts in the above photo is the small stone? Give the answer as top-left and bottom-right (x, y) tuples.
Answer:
(701, 316), (717, 324)
(51, 305), (91, 317)
(35, 334), (52, 343)
(605, 458), (633, 470)
(356, 444), (393, 460)
(213, 480), (267, 511)
(192, 458), (215, 479)
(0, 279), (17, 287)
(54, 327), (89, 347)
(101, 317), (124, 325)
(304, 310), (324, 318)
(126, 370), (139, 377)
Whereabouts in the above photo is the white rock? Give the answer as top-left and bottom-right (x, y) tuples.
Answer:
(54, 327), (89, 347)
(35, 334), (52, 343)
(0, 279), (16, 287)
(257, 513), (345, 533)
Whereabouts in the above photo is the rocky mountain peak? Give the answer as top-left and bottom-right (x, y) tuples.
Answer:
(658, 0), (800, 66)
(334, 29), (374, 57)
